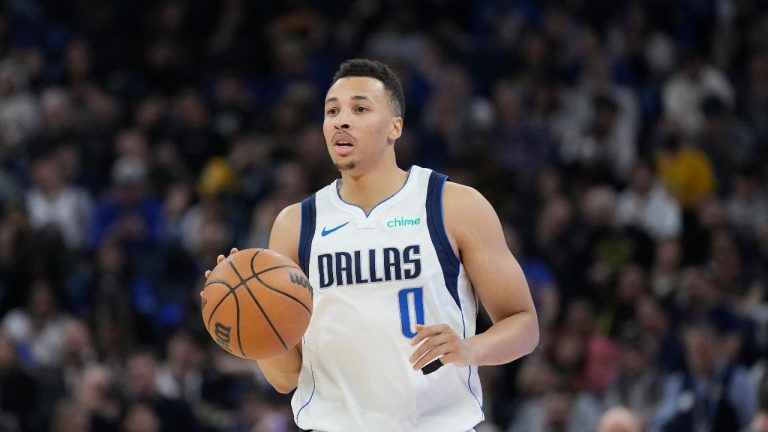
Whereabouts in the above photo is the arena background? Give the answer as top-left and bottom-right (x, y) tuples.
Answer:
(1, 1), (768, 431)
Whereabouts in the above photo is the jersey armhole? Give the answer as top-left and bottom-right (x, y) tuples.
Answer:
(425, 171), (461, 308)
(298, 194), (317, 275)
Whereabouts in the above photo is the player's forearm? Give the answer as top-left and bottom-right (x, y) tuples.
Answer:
(256, 345), (302, 393)
(467, 310), (539, 366)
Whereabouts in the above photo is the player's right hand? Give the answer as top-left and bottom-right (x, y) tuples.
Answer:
(204, 247), (239, 279)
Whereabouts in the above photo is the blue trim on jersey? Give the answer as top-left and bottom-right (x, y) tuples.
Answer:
(459, 289), (482, 412)
(426, 171), (483, 412)
(468, 365), (484, 414)
(299, 195), (317, 275)
(334, 167), (413, 217)
(467, 270), (483, 412)
(425, 171), (461, 309)
(295, 363), (316, 424)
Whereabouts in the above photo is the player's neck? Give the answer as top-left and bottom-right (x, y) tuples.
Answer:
(338, 162), (409, 214)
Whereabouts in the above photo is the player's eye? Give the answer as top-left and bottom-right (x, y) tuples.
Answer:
(354, 106), (368, 113)
(326, 107), (338, 116)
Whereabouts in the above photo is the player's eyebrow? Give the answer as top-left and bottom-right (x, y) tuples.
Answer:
(325, 95), (372, 104)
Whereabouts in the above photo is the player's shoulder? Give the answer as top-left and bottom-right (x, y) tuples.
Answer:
(269, 203), (303, 263)
(442, 180), (491, 212)
(441, 179), (499, 246)
(273, 191), (324, 231)
(271, 201), (307, 243)
(274, 202), (302, 227)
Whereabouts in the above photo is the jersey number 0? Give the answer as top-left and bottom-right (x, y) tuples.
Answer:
(398, 287), (424, 338)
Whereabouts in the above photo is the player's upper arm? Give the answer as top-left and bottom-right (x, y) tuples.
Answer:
(268, 203), (301, 267)
(443, 182), (536, 325)
(266, 202), (305, 366)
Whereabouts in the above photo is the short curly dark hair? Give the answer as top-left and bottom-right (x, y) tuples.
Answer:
(331, 59), (405, 117)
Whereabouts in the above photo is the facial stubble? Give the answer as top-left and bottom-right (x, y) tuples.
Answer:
(334, 161), (357, 171)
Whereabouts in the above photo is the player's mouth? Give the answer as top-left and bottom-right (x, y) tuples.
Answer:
(332, 133), (355, 156)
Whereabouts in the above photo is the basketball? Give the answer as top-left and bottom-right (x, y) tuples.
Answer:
(201, 248), (313, 360)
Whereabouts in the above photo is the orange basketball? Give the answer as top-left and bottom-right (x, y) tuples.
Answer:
(201, 248), (312, 359)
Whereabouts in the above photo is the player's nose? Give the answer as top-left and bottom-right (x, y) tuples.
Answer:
(333, 109), (352, 129)
(334, 121), (350, 130)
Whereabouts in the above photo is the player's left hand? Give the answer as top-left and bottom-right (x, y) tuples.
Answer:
(409, 324), (475, 371)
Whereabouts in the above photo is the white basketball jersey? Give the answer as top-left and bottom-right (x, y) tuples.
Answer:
(291, 166), (483, 432)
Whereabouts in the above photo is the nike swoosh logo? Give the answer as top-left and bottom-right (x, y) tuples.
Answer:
(321, 222), (349, 237)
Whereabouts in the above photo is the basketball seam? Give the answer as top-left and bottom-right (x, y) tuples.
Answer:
(203, 279), (243, 356)
(228, 254), (289, 351)
(254, 274), (312, 313)
(205, 274), (258, 288)
(204, 280), (235, 328)
(255, 264), (303, 276)
(250, 253), (312, 314)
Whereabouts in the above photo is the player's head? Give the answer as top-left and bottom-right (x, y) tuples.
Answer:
(332, 59), (404, 117)
(598, 407), (642, 432)
(324, 59), (404, 173)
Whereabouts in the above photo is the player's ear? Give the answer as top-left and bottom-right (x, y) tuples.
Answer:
(388, 116), (403, 141)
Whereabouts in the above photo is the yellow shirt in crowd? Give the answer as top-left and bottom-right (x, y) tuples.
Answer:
(656, 146), (716, 209)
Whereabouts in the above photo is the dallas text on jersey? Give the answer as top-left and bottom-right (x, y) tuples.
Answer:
(317, 245), (422, 288)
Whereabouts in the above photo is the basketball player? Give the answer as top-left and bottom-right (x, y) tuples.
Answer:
(207, 59), (539, 431)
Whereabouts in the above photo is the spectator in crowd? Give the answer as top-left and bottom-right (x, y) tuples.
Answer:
(0, 59), (40, 155)
(597, 264), (648, 337)
(162, 181), (195, 245)
(698, 95), (756, 192)
(655, 122), (716, 210)
(491, 80), (557, 192)
(744, 374), (768, 432)
(50, 399), (92, 432)
(74, 364), (121, 432)
(90, 156), (164, 252)
(650, 238), (684, 301)
(508, 380), (579, 432)
(599, 407), (642, 432)
(570, 335), (621, 432)
(1, 278), (70, 367)
(559, 53), (640, 184)
(234, 390), (294, 432)
(121, 402), (161, 432)
(35, 87), (78, 148)
(617, 159), (682, 240)
(635, 295), (686, 373)
(681, 195), (730, 265)
(47, 318), (98, 395)
(77, 236), (147, 361)
(156, 331), (203, 406)
(531, 195), (579, 298)
(709, 229), (753, 309)
(604, 326), (663, 428)
(727, 167), (768, 242)
(673, 267), (749, 359)
(419, 64), (481, 166)
(124, 351), (200, 432)
(0, 331), (40, 432)
(0, 205), (36, 314)
(741, 51), (768, 147)
(653, 324), (756, 432)
(561, 93), (637, 185)
(662, 51), (734, 138)
(25, 152), (93, 251)
(572, 185), (654, 301)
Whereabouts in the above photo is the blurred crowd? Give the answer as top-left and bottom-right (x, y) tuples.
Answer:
(1, 0), (768, 431)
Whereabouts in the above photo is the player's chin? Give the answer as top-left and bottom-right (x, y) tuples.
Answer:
(333, 160), (357, 171)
